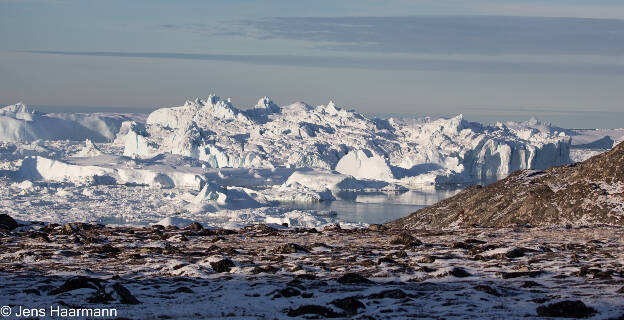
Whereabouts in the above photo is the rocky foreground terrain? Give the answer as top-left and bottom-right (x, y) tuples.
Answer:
(388, 141), (624, 229)
(0, 214), (623, 319)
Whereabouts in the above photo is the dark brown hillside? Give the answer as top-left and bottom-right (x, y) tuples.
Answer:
(387, 141), (624, 229)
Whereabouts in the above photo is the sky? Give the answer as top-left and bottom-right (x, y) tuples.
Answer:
(1, 0), (623, 128)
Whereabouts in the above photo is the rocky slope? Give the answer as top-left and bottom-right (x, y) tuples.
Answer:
(387, 141), (624, 229)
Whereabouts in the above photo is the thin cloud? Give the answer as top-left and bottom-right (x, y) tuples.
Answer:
(21, 50), (624, 74)
(185, 15), (624, 56)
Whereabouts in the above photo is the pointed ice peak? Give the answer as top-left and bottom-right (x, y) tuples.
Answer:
(527, 116), (539, 125)
(208, 94), (219, 105)
(325, 100), (340, 115)
(255, 96), (280, 113)
(0, 102), (34, 115)
(193, 182), (227, 204)
(76, 139), (102, 157)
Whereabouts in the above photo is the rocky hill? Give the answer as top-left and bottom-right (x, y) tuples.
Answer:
(387, 141), (624, 229)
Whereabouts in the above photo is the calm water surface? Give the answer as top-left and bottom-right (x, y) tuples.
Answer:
(279, 188), (463, 225)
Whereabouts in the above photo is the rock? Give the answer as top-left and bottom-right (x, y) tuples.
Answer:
(390, 233), (422, 246)
(279, 287), (301, 298)
(464, 238), (487, 244)
(87, 290), (114, 303)
(211, 258), (235, 273)
(448, 267), (471, 278)
(113, 283), (141, 304)
(474, 285), (501, 296)
(295, 274), (317, 280)
(168, 234), (189, 242)
(0, 214), (18, 230)
(377, 257), (397, 265)
(51, 276), (103, 294)
(368, 289), (408, 299)
(500, 271), (543, 279)
(274, 243), (310, 254)
(331, 297), (365, 315)
(536, 300), (596, 318)
(367, 224), (387, 232)
(62, 222), (97, 234)
(91, 244), (121, 255)
(504, 247), (526, 258)
(337, 273), (374, 284)
(255, 223), (277, 233)
(323, 224), (342, 232)
(23, 288), (40, 295)
(521, 281), (543, 288)
(184, 222), (203, 232)
(251, 265), (279, 274)
(287, 305), (344, 318)
(450, 241), (474, 250)
(170, 286), (194, 294)
(617, 286), (624, 294)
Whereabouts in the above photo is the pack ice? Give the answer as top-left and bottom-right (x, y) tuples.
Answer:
(0, 96), (586, 228)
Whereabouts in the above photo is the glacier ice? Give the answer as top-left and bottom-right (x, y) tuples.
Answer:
(122, 95), (572, 187)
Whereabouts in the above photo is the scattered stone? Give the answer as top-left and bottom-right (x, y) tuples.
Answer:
(331, 297), (365, 315)
(88, 290), (114, 303)
(184, 222), (203, 232)
(500, 271), (543, 279)
(337, 273), (374, 285)
(521, 281), (543, 288)
(323, 224), (342, 232)
(255, 224), (277, 233)
(23, 288), (40, 295)
(451, 241), (474, 250)
(287, 305), (344, 318)
(474, 285), (501, 296)
(367, 224), (387, 232)
(448, 267), (471, 278)
(504, 247), (526, 258)
(377, 256), (397, 265)
(536, 300), (596, 318)
(464, 238), (487, 244)
(211, 258), (235, 273)
(368, 289), (408, 299)
(113, 283), (141, 305)
(295, 274), (317, 280)
(51, 276), (102, 294)
(274, 243), (310, 254)
(390, 233), (422, 247)
(251, 266), (279, 274)
(170, 287), (194, 294)
(168, 234), (189, 242)
(91, 244), (121, 255)
(0, 214), (18, 230)
(279, 287), (301, 298)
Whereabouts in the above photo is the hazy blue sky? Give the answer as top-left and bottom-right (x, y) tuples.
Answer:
(1, 0), (623, 127)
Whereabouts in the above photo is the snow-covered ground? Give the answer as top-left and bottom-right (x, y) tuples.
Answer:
(0, 97), (622, 227)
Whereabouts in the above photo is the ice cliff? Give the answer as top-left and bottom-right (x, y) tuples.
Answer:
(123, 95), (571, 186)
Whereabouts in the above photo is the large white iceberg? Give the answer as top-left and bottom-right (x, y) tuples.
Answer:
(123, 95), (571, 186)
